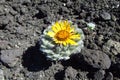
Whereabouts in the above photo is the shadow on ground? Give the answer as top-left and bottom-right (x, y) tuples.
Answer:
(22, 43), (52, 72)
(54, 70), (65, 80)
(61, 54), (98, 79)
(108, 54), (120, 78)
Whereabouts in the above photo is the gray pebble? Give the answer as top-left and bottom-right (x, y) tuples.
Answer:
(64, 67), (78, 80)
(106, 72), (113, 80)
(103, 39), (120, 55)
(0, 49), (23, 67)
(101, 12), (111, 20)
(0, 16), (9, 29)
(0, 69), (4, 80)
(111, 14), (117, 21)
(93, 70), (105, 80)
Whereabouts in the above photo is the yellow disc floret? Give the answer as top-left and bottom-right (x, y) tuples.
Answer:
(55, 30), (69, 41)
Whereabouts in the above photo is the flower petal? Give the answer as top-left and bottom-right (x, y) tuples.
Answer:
(56, 22), (62, 30)
(47, 31), (55, 37)
(60, 21), (66, 30)
(67, 39), (77, 45)
(70, 27), (74, 32)
(70, 34), (80, 39)
(52, 25), (58, 32)
(63, 41), (67, 46)
(52, 21), (62, 32)
(65, 23), (70, 31)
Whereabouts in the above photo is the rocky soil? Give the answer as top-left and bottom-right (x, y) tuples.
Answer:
(0, 0), (120, 80)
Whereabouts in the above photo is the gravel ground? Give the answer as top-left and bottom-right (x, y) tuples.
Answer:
(0, 0), (120, 80)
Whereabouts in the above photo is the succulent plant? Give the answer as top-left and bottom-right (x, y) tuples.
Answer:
(87, 22), (96, 30)
(39, 20), (85, 60)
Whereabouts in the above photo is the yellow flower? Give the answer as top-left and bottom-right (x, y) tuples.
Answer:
(47, 20), (80, 46)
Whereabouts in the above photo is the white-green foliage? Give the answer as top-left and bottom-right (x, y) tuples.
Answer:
(87, 22), (95, 30)
(39, 22), (85, 61)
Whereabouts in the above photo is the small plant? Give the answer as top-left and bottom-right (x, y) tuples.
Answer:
(39, 20), (85, 60)
(79, 20), (96, 30)
(87, 22), (95, 30)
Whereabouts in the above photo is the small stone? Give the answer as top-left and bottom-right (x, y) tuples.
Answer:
(80, 12), (87, 19)
(20, 7), (28, 15)
(105, 72), (113, 80)
(9, 9), (18, 16)
(61, 6), (70, 13)
(0, 49), (23, 67)
(66, 0), (72, 7)
(98, 35), (104, 41)
(101, 12), (111, 20)
(111, 1), (119, 8)
(0, 41), (9, 50)
(103, 46), (110, 53)
(64, 67), (78, 80)
(0, 16), (9, 29)
(39, 71), (45, 79)
(81, 49), (111, 69)
(111, 14), (117, 21)
(0, 69), (4, 80)
(93, 70), (105, 80)
(104, 39), (120, 55)
(35, 5), (50, 19)
(15, 44), (20, 48)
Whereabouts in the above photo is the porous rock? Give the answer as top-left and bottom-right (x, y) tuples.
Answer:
(93, 70), (105, 80)
(81, 49), (111, 69)
(64, 67), (78, 80)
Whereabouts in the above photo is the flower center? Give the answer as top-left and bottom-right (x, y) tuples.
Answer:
(55, 30), (69, 41)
